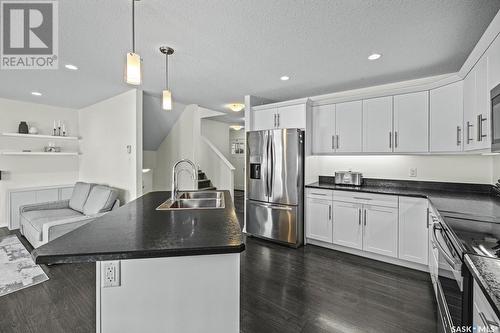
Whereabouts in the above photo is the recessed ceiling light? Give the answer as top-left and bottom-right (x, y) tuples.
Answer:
(65, 64), (78, 70)
(368, 53), (382, 60)
(142, 168), (151, 173)
(31, 91), (42, 96)
(280, 76), (290, 81)
(227, 103), (245, 112)
(230, 125), (244, 131)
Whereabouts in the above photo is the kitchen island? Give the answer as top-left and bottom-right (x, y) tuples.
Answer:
(32, 190), (245, 333)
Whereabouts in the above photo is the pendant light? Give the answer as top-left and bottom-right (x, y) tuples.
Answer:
(160, 46), (174, 111)
(125, 0), (141, 85)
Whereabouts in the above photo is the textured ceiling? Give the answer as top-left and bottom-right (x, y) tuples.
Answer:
(0, 0), (499, 115)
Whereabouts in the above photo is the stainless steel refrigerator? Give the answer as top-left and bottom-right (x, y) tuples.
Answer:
(246, 129), (304, 247)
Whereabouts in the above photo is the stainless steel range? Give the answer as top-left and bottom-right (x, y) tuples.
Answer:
(246, 129), (304, 247)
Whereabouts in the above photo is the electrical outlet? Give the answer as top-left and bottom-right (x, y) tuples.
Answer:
(102, 261), (120, 288)
(409, 168), (417, 177)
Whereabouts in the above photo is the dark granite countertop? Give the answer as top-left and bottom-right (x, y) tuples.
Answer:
(306, 179), (500, 223)
(465, 254), (500, 319)
(32, 190), (245, 264)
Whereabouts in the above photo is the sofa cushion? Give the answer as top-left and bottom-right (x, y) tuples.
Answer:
(21, 208), (84, 241)
(69, 182), (93, 213)
(83, 186), (118, 216)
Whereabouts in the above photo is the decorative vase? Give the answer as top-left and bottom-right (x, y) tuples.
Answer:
(28, 126), (38, 134)
(18, 122), (28, 134)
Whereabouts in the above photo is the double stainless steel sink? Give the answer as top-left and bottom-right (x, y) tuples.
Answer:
(156, 191), (225, 210)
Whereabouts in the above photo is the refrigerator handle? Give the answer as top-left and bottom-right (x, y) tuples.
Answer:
(265, 133), (270, 197)
(269, 133), (274, 197)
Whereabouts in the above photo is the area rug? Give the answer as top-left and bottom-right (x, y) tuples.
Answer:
(0, 235), (48, 297)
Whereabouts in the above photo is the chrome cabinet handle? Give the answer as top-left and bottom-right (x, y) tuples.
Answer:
(395, 131), (398, 148)
(389, 132), (392, 148)
(329, 205), (332, 220)
(358, 208), (361, 226)
(364, 209), (367, 226)
(456, 126), (462, 146)
(477, 114), (487, 141)
(311, 192), (327, 196)
(426, 208), (430, 229)
(467, 121), (473, 144)
(353, 197), (372, 200)
(336, 135), (339, 149)
(332, 135), (335, 150)
(479, 311), (500, 331)
(277, 113), (280, 128)
(273, 114), (277, 128)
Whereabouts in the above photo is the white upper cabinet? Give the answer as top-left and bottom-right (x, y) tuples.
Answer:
(399, 197), (428, 265)
(312, 104), (335, 154)
(464, 56), (490, 151)
(251, 103), (307, 131)
(362, 96), (393, 153)
(277, 104), (307, 129)
(393, 91), (429, 153)
(335, 101), (363, 153)
(362, 204), (398, 258)
(430, 81), (464, 152)
(488, 35), (500, 90)
(252, 108), (277, 131)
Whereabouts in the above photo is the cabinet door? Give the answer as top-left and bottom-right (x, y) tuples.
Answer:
(399, 197), (428, 265)
(332, 201), (363, 250)
(277, 104), (306, 129)
(475, 56), (490, 149)
(252, 108), (277, 131)
(363, 205), (398, 258)
(312, 104), (335, 154)
(362, 96), (393, 153)
(306, 198), (332, 243)
(430, 81), (464, 152)
(393, 92), (429, 153)
(488, 35), (500, 90)
(473, 281), (500, 332)
(464, 70), (477, 150)
(335, 101), (363, 153)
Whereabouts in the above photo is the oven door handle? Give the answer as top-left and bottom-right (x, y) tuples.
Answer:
(432, 224), (460, 270)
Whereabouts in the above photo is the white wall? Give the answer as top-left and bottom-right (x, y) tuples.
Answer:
(0, 98), (79, 227)
(306, 155), (495, 185)
(201, 119), (230, 160)
(154, 104), (198, 191)
(79, 90), (143, 203)
(229, 129), (245, 191)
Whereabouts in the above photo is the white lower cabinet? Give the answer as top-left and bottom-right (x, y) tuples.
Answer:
(305, 197), (332, 243)
(399, 197), (429, 265)
(473, 281), (500, 332)
(362, 204), (399, 258)
(306, 189), (430, 269)
(332, 201), (362, 250)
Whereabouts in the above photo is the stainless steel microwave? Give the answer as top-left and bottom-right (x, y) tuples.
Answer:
(492, 83), (500, 151)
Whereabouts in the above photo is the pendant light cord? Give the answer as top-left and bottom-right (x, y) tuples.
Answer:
(132, 0), (135, 53)
(165, 53), (169, 89)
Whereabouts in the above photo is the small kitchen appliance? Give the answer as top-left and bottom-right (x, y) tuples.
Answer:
(334, 171), (363, 186)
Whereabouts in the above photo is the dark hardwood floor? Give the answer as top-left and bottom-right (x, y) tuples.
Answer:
(0, 227), (436, 333)
(234, 189), (244, 229)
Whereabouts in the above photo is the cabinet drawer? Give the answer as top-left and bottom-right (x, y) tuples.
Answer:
(473, 281), (500, 331)
(333, 190), (398, 208)
(306, 188), (333, 200)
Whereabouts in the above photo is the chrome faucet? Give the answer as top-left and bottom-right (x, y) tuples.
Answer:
(171, 159), (198, 201)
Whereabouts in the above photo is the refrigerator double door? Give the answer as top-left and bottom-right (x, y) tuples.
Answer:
(247, 129), (302, 205)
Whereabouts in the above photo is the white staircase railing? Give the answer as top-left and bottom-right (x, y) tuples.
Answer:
(198, 136), (235, 198)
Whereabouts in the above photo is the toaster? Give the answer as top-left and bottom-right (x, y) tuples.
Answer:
(334, 171), (363, 186)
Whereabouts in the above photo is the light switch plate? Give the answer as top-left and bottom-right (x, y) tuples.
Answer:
(102, 261), (121, 288)
(409, 168), (417, 177)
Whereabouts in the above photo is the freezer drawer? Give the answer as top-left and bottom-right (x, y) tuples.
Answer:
(246, 200), (303, 246)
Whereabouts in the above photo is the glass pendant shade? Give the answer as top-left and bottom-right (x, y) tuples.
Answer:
(162, 90), (172, 110)
(126, 52), (141, 85)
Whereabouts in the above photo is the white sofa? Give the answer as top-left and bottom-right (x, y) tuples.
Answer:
(20, 182), (119, 248)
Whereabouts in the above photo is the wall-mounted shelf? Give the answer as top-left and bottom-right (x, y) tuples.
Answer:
(2, 133), (79, 141)
(1, 152), (79, 156)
